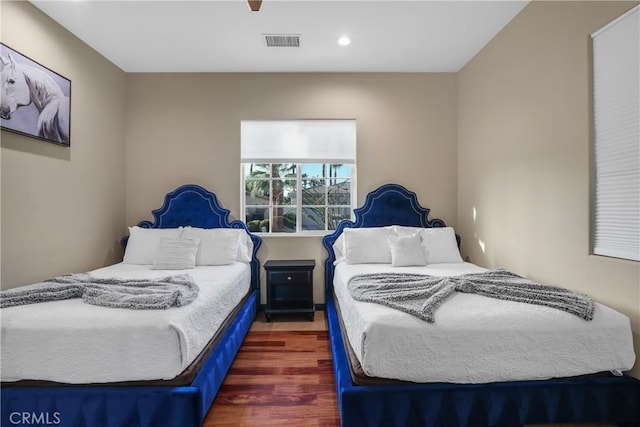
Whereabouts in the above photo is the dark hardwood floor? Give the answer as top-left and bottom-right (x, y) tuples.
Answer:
(203, 313), (611, 427)
(203, 314), (340, 426)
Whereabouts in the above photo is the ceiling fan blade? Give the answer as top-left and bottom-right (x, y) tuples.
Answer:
(248, 0), (262, 12)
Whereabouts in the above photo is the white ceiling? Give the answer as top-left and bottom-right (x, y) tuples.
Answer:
(31, 0), (529, 73)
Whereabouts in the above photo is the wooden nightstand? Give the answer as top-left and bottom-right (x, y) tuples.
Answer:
(264, 259), (315, 322)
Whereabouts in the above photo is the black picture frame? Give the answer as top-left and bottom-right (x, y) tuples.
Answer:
(0, 43), (71, 146)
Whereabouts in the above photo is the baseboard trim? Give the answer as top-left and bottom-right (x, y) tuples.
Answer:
(258, 303), (326, 311)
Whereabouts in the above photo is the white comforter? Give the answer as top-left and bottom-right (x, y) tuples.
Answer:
(1, 262), (250, 383)
(334, 262), (635, 384)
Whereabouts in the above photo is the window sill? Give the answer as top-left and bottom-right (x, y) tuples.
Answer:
(252, 231), (330, 238)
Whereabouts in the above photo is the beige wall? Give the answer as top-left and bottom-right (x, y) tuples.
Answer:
(458, 1), (640, 376)
(1, 1), (127, 289)
(124, 73), (458, 303)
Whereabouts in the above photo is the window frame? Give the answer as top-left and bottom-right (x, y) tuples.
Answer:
(241, 162), (357, 236)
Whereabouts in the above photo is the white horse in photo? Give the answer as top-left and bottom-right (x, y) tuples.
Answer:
(1, 52), (70, 144)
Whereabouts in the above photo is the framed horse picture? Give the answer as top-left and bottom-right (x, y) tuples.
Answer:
(0, 43), (71, 146)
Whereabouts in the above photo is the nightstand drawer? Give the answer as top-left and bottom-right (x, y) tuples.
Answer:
(268, 271), (309, 284)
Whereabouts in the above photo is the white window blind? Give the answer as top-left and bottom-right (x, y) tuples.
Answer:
(592, 5), (640, 261)
(241, 120), (356, 163)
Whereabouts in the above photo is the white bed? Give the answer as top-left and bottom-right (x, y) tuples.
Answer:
(1, 184), (265, 427)
(323, 184), (640, 426)
(1, 262), (250, 384)
(334, 261), (635, 384)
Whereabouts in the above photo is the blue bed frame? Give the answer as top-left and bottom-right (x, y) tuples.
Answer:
(1, 184), (262, 427)
(322, 183), (640, 427)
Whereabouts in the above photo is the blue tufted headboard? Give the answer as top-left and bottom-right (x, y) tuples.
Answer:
(122, 184), (262, 292)
(322, 183), (457, 293)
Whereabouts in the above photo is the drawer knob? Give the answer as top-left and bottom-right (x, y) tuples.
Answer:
(287, 276), (292, 280)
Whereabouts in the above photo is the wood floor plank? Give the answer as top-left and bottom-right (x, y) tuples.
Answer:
(222, 373), (336, 386)
(228, 365), (333, 376)
(204, 315), (339, 426)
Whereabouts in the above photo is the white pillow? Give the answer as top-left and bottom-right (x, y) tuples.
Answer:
(332, 233), (346, 265)
(419, 227), (463, 264)
(152, 237), (199, 270)
(181, 227), (240, 266)
(123, 226), (183, 265)
(388, 233), (427, 267)
(344, 227), (393, 264)
(236, 230), (254, 263)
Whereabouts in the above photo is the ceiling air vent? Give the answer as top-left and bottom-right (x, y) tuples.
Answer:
(264, 34), (300, 47)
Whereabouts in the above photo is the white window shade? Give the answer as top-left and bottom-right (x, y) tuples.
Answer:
(592, 5), (640, 261)
(241, 120), (356, 163)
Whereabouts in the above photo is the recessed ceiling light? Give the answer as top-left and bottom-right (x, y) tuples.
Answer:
(338, 36), (351, 47)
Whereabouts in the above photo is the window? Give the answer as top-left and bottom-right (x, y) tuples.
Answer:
(592, 5), (639, 261)
(241, 120), (356, 234)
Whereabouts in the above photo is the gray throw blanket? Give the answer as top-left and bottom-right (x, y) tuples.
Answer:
(0, 273), (199, 310)
(347, 269), (595, 322)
